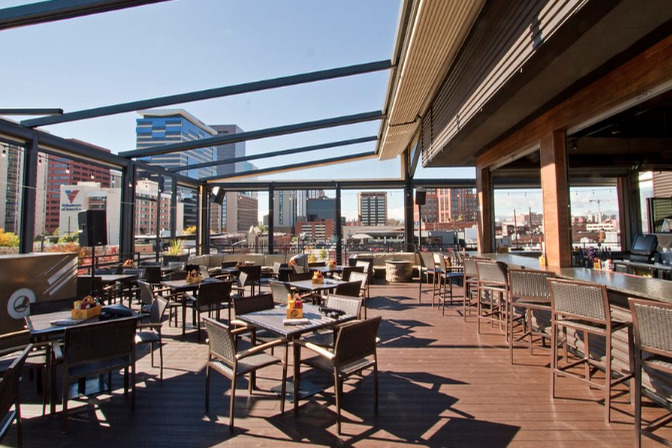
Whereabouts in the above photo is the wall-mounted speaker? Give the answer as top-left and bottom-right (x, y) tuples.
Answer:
(211, 187), (225, 205)
(78, 210), (107, 247)
(415, 189), (426, 206)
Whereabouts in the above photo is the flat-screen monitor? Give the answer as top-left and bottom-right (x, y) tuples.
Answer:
(630, 234), (658, 263)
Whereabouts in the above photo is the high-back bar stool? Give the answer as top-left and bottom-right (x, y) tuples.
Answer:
(548, 278), (632, 422)
(629, 297), (672, 447)
(475, 260), (508, 335)
(507, 268), (555, 364)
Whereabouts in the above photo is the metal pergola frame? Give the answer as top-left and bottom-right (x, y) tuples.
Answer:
(0, 0), (476, 261)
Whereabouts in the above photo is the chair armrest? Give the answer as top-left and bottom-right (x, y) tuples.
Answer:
(52, 342), (63, 362)
(302, 341), (336, 361)
(236, 338), (287, 359)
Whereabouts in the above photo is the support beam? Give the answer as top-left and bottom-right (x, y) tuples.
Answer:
(335, 184), (342, 265)
(120, 111), (384, 159)
(0, 108), (62, 116)
(268, 185), (275, 254)
(199, 186), (209, 255)
(540, 130), (572, 267)
(24, 60), (392, 128)
(170, 136), (377, 173)
(119, 162), (136, 258)
(476, 166), (494, 254)
(403, 148), (415, 252)
(20, 137), (39, 254)
(618, 171), (641, 249)
(0, 0), (174, 31)
(203, 151), (376, 182)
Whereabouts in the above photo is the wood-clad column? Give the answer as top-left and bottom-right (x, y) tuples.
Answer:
(540, 130), (571, 267)
(476, 165), (494, 253)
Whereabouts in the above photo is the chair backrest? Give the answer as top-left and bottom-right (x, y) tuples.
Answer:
(0, 344), (31, 435)
(355, 260), (372, 277)
(221, 261), (238, 269)
(203, 317), (236, 365)
(197, 281), (233, 309)
(508, 268), (555, 299)
(475, 260), (508, 285)
(77, 276), (104, 299)
(233, 293), (275, 316)
(239, 265), (261, 283)
(348, 271), (368, 290)
(324, 295), (362, 318)
(199, 266), (210, 279)
(436, 254), (447, 272)
(236, 271), (248, 288)
(289, 272), (312, 282)
(63, 317), (137, 370)
(137, 280), (155, 307)
(29, 298), (74, 315)
(335, 280), (362, 297)
(122, 267), (145, 277)
(341, 265), (364, 281)
(143, 266), (163, 284)
(463, 257), (479, 277)
(548, 278), (609, 322)
(419, 252), (435, 269)
(629, 298), (672, 356)
(272, 262), (282, 274)
(270, 281), (292, 304)
(292, 265), (306, 274)
(149, 296), (168, 325)
(169, 270), (188, 281)
(334, 316), (381, 366)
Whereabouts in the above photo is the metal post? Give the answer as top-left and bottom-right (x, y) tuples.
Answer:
(268, 184), (275, 254)
(335, 183), (342, 265)
(20, 137), (38, 254)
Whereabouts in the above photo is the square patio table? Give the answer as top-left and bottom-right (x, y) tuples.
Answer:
(235, 303), (356, 414)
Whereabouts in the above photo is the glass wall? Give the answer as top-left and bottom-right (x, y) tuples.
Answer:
(569, 186), (621, 253)
(493, 188), (544, 251)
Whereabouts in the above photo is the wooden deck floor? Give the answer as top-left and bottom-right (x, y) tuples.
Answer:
(7, 280), (671, 447)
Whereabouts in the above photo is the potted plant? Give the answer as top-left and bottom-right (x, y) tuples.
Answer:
(163, 238), (189, 266)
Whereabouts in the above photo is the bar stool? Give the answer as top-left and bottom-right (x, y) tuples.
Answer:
(475, 260), (508, 335)
(548, 278), (632, 422)
(507, 268), (555, 364)
(434, 254), (464, 315)
(629, 297), (672, 447)
(462, 257), (480, 321)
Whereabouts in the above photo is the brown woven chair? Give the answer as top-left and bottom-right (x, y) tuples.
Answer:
(348, 271), (370, 318)
(434, 254), (464, 315)
(239, 265), (262, 295)
(507, 268), (555, 364)
(0, 344), (31, 448)
(629, 298), (672, 447)
(475, 260), (508, 335)
(301, 315), (381, 434)
(548, 278), (632, 422)
(185, 281), (234, 342)
(301, 295), (364, 348)
(203, 317), (287, 433)
(269, 281), (293, 305)
(55, 317), (137, 431)
(335, 280), (362, 298)
(461, 257), (480, 321)
(135, 296), (168, 379)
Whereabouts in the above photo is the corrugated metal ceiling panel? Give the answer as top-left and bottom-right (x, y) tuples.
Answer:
(379, 0), (484, 160)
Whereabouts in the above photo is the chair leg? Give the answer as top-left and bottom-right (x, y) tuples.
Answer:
(634, 358), (642, 448)
(16, 398), (22, 448)
(205, 366), (210, 412)
(605, 333), (612, 422)
(280, 346), (288, 414)
(334, 370), (342, 434)
(229, 376), (237, 433)
(374, 363), (379, 413)
(158, 337), (164, 380)
(131, 363), (136, 411)
(550, 320), (557, 399)
(61, 379), (68, 432)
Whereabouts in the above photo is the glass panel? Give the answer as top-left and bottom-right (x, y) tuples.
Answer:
(569, 186), (621, 260)
(494, 188), (544, 252)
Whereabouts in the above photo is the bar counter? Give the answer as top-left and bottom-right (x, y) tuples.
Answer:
(480, 253), (672, 305)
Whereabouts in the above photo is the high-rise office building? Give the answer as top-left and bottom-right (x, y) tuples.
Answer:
(0, 142), (24, 236)
(307, 197), (335, 221)
(211, 124), (245, 177)
(273, 190), (298, 230)
(437, 188), (477, 222)
(136, 109), (217, 230)
(358, 192), (387, 226)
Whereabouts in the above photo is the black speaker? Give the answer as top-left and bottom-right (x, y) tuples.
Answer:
(415, 189), (426, 205)
(78, 210), (107, 247)
(211, 187), (225, 205)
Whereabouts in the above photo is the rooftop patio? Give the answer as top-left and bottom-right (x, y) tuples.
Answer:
(7, 279), (668, 448)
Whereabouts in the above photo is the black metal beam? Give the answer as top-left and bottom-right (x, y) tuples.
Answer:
(0, 0), (173, 31)
(209, 178), (476, 191)
(0, 108), (63, 116)
(20, 138), (39, 253)
(23, 60), (392, 128)
(203, 151), (377, 182)
(170, 136), (378, 173)
(120, 111), (384, 159)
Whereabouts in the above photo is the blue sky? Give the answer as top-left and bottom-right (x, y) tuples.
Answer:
(0, 0), (475, 220)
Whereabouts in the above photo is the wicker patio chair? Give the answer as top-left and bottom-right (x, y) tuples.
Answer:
(507, 268), (555, 364)
(185, 281), (234, 342)
(475, 260), (508, 335)
(55, 317), (137, 432)
(629, 297), (672, 447)
(301, 315), (381, 434)
(135, 296), (168, 379)
(348, 271), (370, 318)
(203, 317), (287, 433)
(0, 344), (31, 447)
(335, 280), (362, 298)
(462, 257), (480, 321)
(548, 278), (632, 422)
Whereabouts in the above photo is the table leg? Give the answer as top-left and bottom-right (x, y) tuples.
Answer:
(293, 340), (300, 415)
